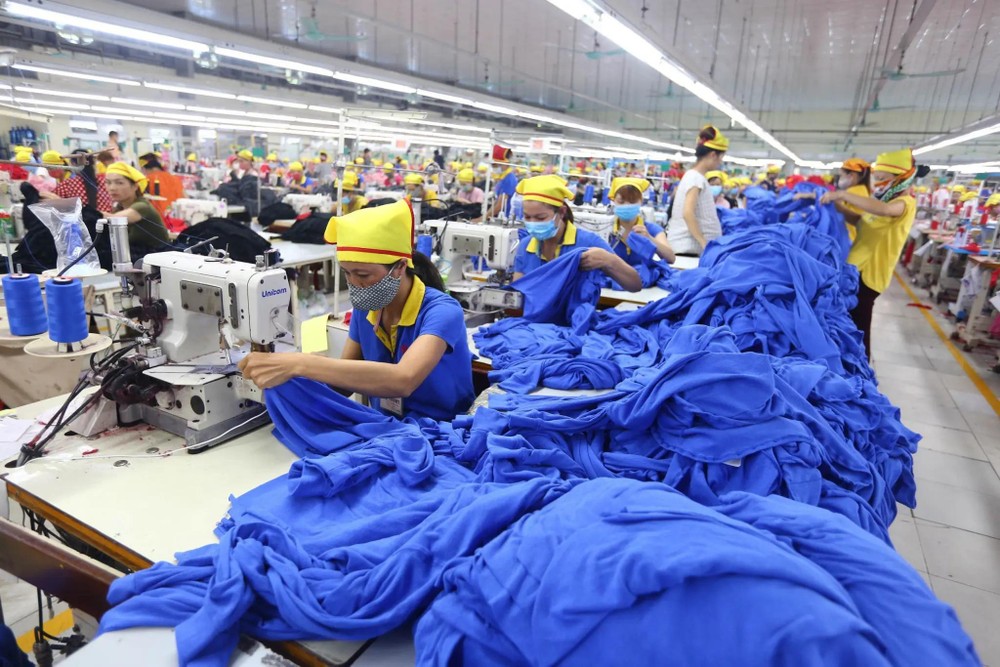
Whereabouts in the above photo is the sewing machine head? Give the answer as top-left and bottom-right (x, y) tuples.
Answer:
(424, 220), (520, 285)
(89, 249), (293, 451)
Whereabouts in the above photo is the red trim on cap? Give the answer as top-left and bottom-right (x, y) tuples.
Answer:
(523, 191), (564, 205)
(337, 246), (412, 258)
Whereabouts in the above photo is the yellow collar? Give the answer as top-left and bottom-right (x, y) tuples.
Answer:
(525, 220), (578, 259)
(366, 275), (425, 353)
(612, 216), (644, 254)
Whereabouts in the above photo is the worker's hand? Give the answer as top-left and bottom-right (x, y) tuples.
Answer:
(579, 247), (614, 271)
(793, 192), (816, 201)
(630, 225), (651, 239)
(238, 352), (298, 389)
(819, 191), (841, 205)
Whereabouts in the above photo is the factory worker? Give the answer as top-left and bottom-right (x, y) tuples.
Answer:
(758, 164), (781, 192)
(821, 148), (927, 356)
(609, 177), (675, 265)
(705, 170), (730, 209)
(454, 168), (485, 205)
(239, 199), (474, 420)
(797, 158), (871, 242)
(958, 190), (979, 221)
(338, 170), (368, 214)
(40, 150), (67, 181)
(285, 161), (316, 194)
(512, 175), (642, 291)
(489, 145), (519, 218)
(315, 150), (334, 181)
(667, 125), (727, 256)
(101, 162), (169, 250)
(234, 149), (257, 178)
(931, 181), (951, 213)
(983, 193), (1000, 224)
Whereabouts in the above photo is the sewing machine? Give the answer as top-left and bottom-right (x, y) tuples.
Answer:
(73, 221), (293, 451)
(424, 220), (523, 324)
(170, 198), (228, 225)
(283, 193), (334, 214)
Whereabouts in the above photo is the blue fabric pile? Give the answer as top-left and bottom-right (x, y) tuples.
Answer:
(96, 195), (978, 666)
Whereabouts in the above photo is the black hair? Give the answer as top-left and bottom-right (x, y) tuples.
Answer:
(916, 164), (931, 178)
(613, 185), (643, 203)
(142, 157), (163, 171)
(694, 126), (726, 160)
(383, 252), (445, 293)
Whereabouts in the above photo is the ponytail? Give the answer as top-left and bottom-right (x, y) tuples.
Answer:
(408, 251), (446, 293)
(695, 126), (726, 160)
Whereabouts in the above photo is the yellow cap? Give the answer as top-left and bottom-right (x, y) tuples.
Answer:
(354, 157), (364, 165)
(288, 161), (304, 172)
(324, 199), (414, 267)
(777, 178), (786, 186)
(699, 125), (729, 151)
(340, 171), (359, 191)
(13, 146), (33, 162)
(383, 164), (393, 173)
(704, 170), (727, 182)
(569, 167), (582, 175)
(872, 148), (913, 176)
(457, 168), (475, 183)
(476, 164), (487, 173)
(187, 152), (198, 161)
(41, 150), (64, 166)
(985, 193), (1000, 207)
(236, 149), (255, 161)
(404, 172), (424, 186)
(609, 177), (650, 198)
(529, 165), (543, 173)
(960, 191), (978, 202)
(463, 161), (474, 169)
(95, 161), (107, 174)
(950, 184), (966, 193)
(373, 158), (383, 167)
(265, 152), (277, 161)
(767, 164), (781, 174)
(106, 161), (148, 193)
(516, 174), (572, 207)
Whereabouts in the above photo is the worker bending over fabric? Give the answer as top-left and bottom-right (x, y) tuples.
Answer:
(512, 175), (642, 292)
(667, 126), (727, 256)
(796, 158), (871, 243)
(820, 148), (927, 356)
(239, 199), (474, 421)
(609, 177), (676, 265)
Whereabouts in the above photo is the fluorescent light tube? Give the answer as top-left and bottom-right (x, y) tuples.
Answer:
(416, 89), (475, 106)
(12, 97), (89, 110)
(215, 47), (334, 77)
(913, 123), (1000, 156)
(111, 97), (186, 110)
(13, 86), (109, 101)
(4, 2), (209, 53)
(13, 64), (140, 86)
(236, 95), (308, 109)
(308, 105), (343, 114)
(334, 72), (417, 94)
(143, 82), (236, 99)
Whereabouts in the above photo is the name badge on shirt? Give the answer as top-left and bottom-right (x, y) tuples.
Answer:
(381, 397), (404, 417)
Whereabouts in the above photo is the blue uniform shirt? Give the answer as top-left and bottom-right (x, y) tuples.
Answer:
(609, 216), (665, 266)
(348, 277), (474, 421)
(494, 169), (519, 216)
(513, 221), (612, 275)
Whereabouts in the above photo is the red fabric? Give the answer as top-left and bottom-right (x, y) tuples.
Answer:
(492, 144), (512, 161)
(0, 164), (29, 180)
(163, 216), (187, 233)
(54, 173), (113, 211)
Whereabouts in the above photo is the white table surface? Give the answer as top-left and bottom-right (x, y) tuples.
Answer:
(600, 285), (670, 305)
(3, 390), (298, 565)
(672, 254), (700, 270)
(270, 240), (339, 268)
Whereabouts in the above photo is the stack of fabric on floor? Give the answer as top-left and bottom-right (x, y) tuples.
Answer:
(98, 195), (980, 666)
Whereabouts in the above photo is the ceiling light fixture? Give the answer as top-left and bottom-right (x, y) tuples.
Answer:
(308, 104), (343, 114)
(4, 2), (209, 53)
(913, 123), (1000, 156)
(143, 82), (236, 99)
(12, 64), (140, 87)
(13, 86), (109, 101)
(334, 72), (417, 94)
(111, 97), (186, 110)
(236, 95), (308, 109)
(416, 89), (476, 106)
(215, 47), (334, 77)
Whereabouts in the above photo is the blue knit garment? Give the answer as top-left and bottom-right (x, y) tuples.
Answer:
(96, 196), (976, 667)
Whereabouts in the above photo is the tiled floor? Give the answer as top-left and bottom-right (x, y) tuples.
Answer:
(1, 268), (998, 664)
(877, 273), (1000, 667)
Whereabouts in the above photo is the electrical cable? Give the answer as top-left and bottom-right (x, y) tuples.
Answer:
(55, 226), (104, 277)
